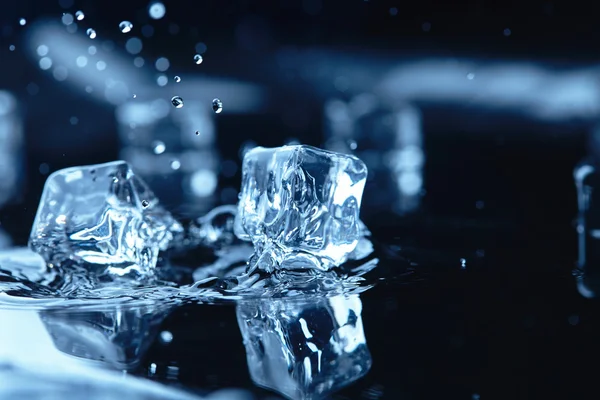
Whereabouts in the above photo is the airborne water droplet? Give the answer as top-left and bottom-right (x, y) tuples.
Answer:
(86, 28), (97, 39)
(212, 98), (223, 113)
(75, 11), (85, 21)
(193, 54), (203, 64)
(148, 2), (166, 20)
(174, 76), (181, 83)
(152, 140), (166, 154)
(141, 200), (149, 208)
(195, 130), (200, 135)
(19, 18), (26, 26)
(119, 21), (133, 33)
(171, 96), (184, 108)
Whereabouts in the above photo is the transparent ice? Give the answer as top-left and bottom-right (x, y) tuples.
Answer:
(28, 161), (182, 278)
(234, 145), (367, 272)
(236, 293), (371, 400)
(39, 303), (172, 369)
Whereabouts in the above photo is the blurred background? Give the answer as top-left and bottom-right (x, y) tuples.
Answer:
(2, 0), (600, 398)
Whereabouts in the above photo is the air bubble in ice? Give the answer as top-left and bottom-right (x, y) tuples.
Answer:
(174, 76), (181, 83)
(171, 96), (183, 108)
(212, 98), (222, 113)
(119, 21), (133, 33)
(86, 28), (97, 39)
(75, 10), (85, 20)
(19, 18), (26, 26)
(148, 2), (166, 20)
(152, 141), (166, 154)
(141, 200), (149, 208)
(193, 54), (203, 64)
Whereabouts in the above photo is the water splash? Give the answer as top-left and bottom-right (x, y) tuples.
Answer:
(0, 209), (380, 311)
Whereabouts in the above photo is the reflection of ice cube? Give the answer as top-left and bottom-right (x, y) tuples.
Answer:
(39, 304), (172, 370)
(236, 294), (371, 400)
(29, 161), (182, 277)
(234, 145), (367, 272)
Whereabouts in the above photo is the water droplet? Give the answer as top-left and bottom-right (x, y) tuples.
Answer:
(159, 330), (173, 343)
(148, 2), (166, 20)
(37, 45), (49, 56)
(156, 75), (168, 86)
(171, 96), (184, 108)
(8, 45), (15, 51)
(119, 21), (133, 34)
(75, 10), (85, 21)
(195, 130), (200, 135)
(19, 18), (26, 26)
(174, 75), (181, 83)
(86, 28), (97, 39)
(212, 98), (223, 113)
(348, 140), (357, 150)
(503, 28), (511, 37)
(141, 200), (149, 208)
(193, 54), (203, 64)
(61, 13), (74, 26)
(133, 94), (137, 98)
(155, 57), (170, 72)
(467, 72), (475, 80)
(460, 258), (466, 269)
(152, 140), (166, 154)
(170, 159), (181, 170)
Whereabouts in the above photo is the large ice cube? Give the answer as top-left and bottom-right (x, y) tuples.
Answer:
(236, 294), (371, 399)
(29, 161), (182, 277)
(234, 145), (367, 271)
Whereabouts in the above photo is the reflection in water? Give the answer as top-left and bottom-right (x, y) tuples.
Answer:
(0, 309), (201, 400)
(39, 303), (173, 369)
(236, 293), (371, 399)
(324, 96), (424, 215)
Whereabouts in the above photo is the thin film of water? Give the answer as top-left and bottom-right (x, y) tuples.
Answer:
(0, 207), (380, 311)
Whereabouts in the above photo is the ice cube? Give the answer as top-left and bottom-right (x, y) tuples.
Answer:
(40, 303), (172, 369)
(236, 294), (371, 399)
(29, 161), (182, 277)
(234, 145), (367, 272)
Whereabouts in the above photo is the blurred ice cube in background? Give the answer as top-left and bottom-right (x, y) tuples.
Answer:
(324, 97), (424, 215)
(0, 90), (24, 248)
(116, 98), (219, 217)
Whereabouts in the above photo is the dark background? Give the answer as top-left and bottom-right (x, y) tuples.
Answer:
(1, 0), (600, 399)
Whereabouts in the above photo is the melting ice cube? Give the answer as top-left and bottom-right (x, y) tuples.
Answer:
(39, 303), (172, 370)
(234, 145), (368, 272)
(236, 293), (371, 399)
(29, 161), (182, 277)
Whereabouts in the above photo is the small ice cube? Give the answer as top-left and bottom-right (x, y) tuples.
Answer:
(236, 294), (371, 399)
(234, 145), (368, 271)
(28, 161), (182, 277)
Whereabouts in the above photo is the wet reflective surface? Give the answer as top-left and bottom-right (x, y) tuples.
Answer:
(3, 1), (600, 399)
